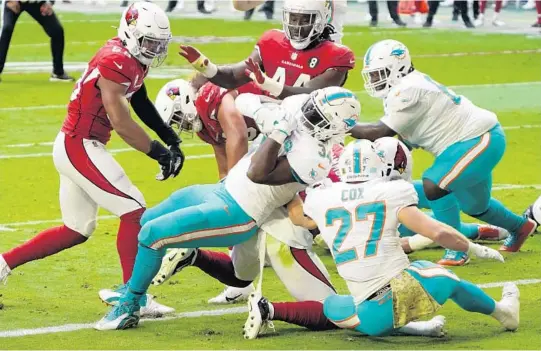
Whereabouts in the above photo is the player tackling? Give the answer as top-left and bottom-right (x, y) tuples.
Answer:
(0, 2), (183, 316)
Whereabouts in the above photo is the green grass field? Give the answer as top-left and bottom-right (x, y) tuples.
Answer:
(0, 11), (540, 350)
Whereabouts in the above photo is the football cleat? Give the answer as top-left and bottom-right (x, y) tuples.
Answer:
(499, 218), (536, 252)
(242, 292), (274, 340)
(208, 284), (254, 305)
(426, 315), (447, 337)
(49, 73), (75, 82)
(98, 285), (175, 318)
(0, 255), (11, 285)
(152, 248), (198, 286)
(494, 283), (520, 331)
(95, 298), (141, 331)
(437, 249), (470, 266)
(476, 225), (509, 241)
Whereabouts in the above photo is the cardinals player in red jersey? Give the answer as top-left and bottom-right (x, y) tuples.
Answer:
(180, 0), (355, 100)
(155, 79), (263, 179)
(0, 2), (183, 317)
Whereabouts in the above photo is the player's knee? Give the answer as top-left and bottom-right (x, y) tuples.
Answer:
(65, 219), (96, 238)
(323, 295), (357, 328)
(422, 178), (450, 201)
(138, 221), (157, 248)
(459, 199), (489, 217)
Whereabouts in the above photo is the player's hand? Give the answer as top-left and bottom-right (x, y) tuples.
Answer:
(156, 144), (185, 181)
(468, 242), (505, 263)
(244, 58), (284, 97)
(179, 45), (217, 78)
(40, 3), (53, 16)
(6, 1), (21, 14)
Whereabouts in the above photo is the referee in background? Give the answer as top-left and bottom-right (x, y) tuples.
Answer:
(0, 0), (73, 83)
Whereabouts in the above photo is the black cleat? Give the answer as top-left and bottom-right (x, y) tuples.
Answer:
(50, 73), (75, 82)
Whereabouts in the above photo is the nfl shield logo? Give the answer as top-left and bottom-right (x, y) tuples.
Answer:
(291, 52), (298, 61)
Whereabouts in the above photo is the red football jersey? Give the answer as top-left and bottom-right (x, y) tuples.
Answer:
(194, 82), (261, 146)
(255, 29), (355, 88)
(62, 37), (148, 144)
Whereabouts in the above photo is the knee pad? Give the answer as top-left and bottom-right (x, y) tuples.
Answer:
(323, 295), (360, 329)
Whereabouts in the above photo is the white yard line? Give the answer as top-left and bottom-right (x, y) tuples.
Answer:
(1, 81), (540, 113)
(0, 183), (538, 232)
(0, 279), (539, 338)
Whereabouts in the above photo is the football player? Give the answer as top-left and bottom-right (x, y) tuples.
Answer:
(181, 0), (355, 100)
(349, 39), (536, 265)
(94, 87), (360, 331)
(0, 2), (183, 316)
(232, 0), (347, 43)
(374, 137), (509, 259)
(243, 140), (518, 339)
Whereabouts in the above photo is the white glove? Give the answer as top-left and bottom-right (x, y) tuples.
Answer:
(468, 242), (505, 263)
(268, 113), (297, 145)
(254, 104), (286, 135)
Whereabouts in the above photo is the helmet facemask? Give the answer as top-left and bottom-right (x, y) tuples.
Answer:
(169, 105), (202, 139)
(297, 96), (345, 141)
(283, 10), (323, 50)
(362, 66), (393, 99)
(138, 35), (170, 67)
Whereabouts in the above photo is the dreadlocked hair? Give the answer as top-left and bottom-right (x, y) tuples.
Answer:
(306, 24), (336, 49)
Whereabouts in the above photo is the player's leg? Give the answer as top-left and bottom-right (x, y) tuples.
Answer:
(0, 174), (95, 281)
(407, 260), (519, 331)
(266, 235), (336, 302)
(0, 1), (21, 77)
(24, 4), (69, 79)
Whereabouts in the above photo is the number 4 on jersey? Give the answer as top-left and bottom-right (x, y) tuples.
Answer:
(272, 67), (311, 88)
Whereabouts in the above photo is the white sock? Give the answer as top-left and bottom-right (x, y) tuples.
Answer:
(397, 316), (445, 336)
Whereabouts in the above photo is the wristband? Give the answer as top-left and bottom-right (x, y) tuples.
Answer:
(269, 130), (288, 145)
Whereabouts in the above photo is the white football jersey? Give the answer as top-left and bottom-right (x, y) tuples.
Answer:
(381, 71), (498, 156)
(226, 94), (332, 226)
(303, 178), (418, 304)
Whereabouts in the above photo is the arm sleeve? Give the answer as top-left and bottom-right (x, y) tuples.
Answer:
(131, 84), (181, 146)
(286, 135), (331, 185)
(387, 180), (419, 218)
(380, 87), (420, 135)
(328, 45), (355, 71)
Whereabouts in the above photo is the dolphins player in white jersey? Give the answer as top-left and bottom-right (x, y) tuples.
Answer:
(149, 89), (360, 307)
(349, 39), (536, 265)
(95, 86), (360, 331)
(374, 137), (509, 256)
(243, 140), (519, 339)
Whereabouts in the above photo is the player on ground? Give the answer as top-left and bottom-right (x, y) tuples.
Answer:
(349, 39), (536, 265)
(94, 86), (360, 331)
(232, 0), (347, 43)
(243, 140), (518, 339)
(374, 137), (509, 259)
(181, 0), (355, 100)
(0, 2), (183, 316)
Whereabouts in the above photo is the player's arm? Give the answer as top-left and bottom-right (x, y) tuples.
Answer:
(232, 0), (264, 11)
(181, 46), (260, 90)
(247, 137), (295, 185)
(98, 77), (182, 180)
(217, 91), (249, 171)
(287, 194), (318, 230)
(349, 121), (397, 141)
(277, 69), (349, 99)
(398, 206), (504, 262)
(212, 144), (229, 180)
(98, 77), (153, 153)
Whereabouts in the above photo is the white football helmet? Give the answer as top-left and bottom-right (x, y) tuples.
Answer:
(155, 79), (202, 136)
(282, 0), (332, 50)
(118, 2), (172, 67)
(373, 137), (413, 181)
(338, 140), (387, 183)
(296, 87), (360, 141)
(362, 39), (413, 99)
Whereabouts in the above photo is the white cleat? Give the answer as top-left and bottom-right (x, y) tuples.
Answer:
(152, 248), (197, 286)
(208, 284), (254, 304)
(492, 19), (506, 27)
(494, 283), (520, 331)
(98, 288), (175, 318)
(0, 255), (11, 285)
(243, 292), (274, 340)
(426, 315), (447, 337)
(474, 14), (484, 27)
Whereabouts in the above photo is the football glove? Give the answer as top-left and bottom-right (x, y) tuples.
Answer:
(147, 141), (184, 181)
(468, 242), (505, 263)
(179, 45), (218, 78)
(244, 57), (284, 98)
